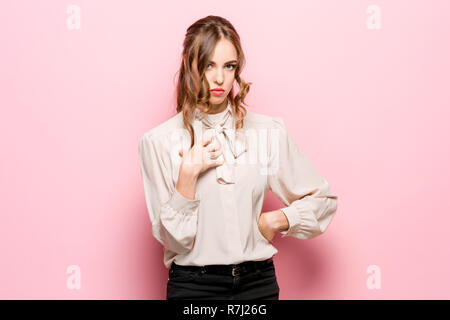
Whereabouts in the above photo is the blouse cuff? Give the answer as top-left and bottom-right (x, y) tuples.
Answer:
(167, 188), (200, 214)
(279, 202), (312, 238)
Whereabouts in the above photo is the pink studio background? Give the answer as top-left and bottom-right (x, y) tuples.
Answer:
(1, 0), (449, 299)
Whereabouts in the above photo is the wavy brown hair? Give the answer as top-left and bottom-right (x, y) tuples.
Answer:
(174, 15), (252, 148)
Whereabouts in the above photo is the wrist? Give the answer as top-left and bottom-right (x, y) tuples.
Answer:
(176, 168), (198, 201)
(180, 163), (200, 179)
(270, 210), (289, 233)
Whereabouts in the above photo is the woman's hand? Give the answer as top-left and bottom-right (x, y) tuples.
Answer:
(179, 134), (224, 177)
(257, 213), (277, 244)
(258, 210), (290, 244)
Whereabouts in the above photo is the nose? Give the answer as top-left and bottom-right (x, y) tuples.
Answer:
(214, 69), (224, 85)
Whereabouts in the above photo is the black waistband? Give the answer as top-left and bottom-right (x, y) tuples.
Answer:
(170, 258), (274, 277)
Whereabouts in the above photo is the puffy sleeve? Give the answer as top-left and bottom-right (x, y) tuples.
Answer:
(138, 133), (200, 254)
(267, 117), (338, 240)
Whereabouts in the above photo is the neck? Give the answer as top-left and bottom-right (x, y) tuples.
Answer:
(207, 99), (228, 114)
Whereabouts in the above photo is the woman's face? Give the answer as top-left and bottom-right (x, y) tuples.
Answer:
(204, 38), (238, 112)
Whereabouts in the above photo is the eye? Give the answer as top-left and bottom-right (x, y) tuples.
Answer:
(206, 63), (236, 70)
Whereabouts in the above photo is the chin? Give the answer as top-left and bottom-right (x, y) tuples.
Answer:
(212, 95), (227, 101)
(209, 98), (221, 104)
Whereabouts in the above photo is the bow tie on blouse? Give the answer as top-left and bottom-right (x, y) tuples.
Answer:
(193, 101), (248, 184)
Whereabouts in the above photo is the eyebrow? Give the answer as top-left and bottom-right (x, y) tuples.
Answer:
(208, 60), (238, 65)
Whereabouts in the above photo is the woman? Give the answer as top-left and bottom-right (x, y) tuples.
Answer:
(138, 15), (338, 300)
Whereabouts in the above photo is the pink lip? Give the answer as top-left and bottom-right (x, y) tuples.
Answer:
(211, 89), (225, 96)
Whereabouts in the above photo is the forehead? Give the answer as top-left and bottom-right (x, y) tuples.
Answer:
(210, 38), (238, 61)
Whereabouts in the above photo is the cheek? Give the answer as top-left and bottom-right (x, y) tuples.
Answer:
(226, 76), (235, 90)
(204, 74), (212, 85)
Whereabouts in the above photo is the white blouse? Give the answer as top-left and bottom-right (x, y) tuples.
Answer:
(138, 101), (338, 269)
